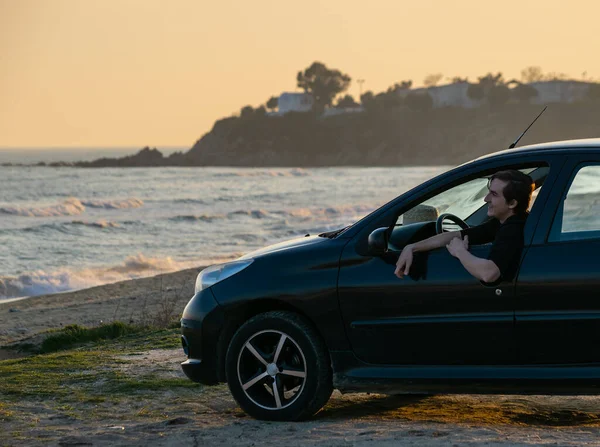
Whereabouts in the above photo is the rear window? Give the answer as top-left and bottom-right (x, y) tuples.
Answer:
(549, 164), (600, 242)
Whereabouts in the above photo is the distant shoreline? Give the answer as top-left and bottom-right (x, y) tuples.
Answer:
(3, 103), (600, 168)
(0, 147), (186, 165)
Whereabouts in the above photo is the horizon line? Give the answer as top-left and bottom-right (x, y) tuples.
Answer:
(0, 146), (190, 151)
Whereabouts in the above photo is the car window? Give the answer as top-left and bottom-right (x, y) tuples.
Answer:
(396, 167), (544, 227)
(417, 177), (489, 223)
(549, 164), (600, 242)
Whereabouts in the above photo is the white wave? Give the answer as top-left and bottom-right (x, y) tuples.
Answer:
(192, 204), (378, 222)
(219, 168), (310, 177)
(0, 198), (86, 217)
(0, 197), (143, 218)
(0, 253), (241, 300)
(81, 198), (144, 209)
(284, 204), (378, 220)
(107, 254), (188, 275)
(172, 198), (208, 205)
(228, 209), (270, 219)
(170, 214), (226, 222)
(71, 220), (120, 228)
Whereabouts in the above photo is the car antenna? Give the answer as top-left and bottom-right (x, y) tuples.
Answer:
(508, 106), (548, 149)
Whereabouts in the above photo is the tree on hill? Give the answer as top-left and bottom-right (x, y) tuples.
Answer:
(360, 91), (374, 106)
(336, 94), (359, 108)
(544, 71), (569, 81)
(266, 96), (278, 112)
(240, 105), (266, 119)
(521, 66), (544, 83)
(512, 83), (539, 102)
(296, 62), (351, 111)
(240, 105), (255, 118)
(467, 72), (509, 107)
(360, 89), (403, 113)
(388, 80), (412, 92)
(423, 73), (443, 87)
(450, 76), (468, 84)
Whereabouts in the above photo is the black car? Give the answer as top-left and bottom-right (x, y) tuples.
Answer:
(181, 138), (600, 421)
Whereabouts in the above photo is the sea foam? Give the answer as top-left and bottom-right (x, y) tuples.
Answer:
(0, 253), (240, 300)
(71, 220), (120, 228)
(0, 197), (143, 217)
(81, 198), (144, 209)
(214, 168), (309, 177)
(168, 203), (379, 224)
(0, 198), (86, 217)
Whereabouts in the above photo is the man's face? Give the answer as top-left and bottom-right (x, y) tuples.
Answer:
(484, 178), (516, 222)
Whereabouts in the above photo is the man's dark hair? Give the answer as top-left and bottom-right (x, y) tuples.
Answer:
(489, 170), (535, 215)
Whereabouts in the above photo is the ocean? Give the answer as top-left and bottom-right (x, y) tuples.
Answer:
(0, 150), (447, 300)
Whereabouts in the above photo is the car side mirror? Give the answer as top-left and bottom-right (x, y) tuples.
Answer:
(368, 227), (389, 255)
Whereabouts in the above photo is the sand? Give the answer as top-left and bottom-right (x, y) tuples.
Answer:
(0, 267), (200, 349)
(2, 269), (600, 445)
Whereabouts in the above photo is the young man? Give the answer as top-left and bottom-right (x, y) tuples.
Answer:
(394, 170), (535, 284)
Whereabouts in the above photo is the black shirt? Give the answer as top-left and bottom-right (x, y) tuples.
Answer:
(460, 213), (528, 282)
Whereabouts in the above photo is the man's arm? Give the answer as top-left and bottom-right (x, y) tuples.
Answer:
(394, 231), (460, 278)
(411, 231), (461, 253)
(446, 236), (501, 283)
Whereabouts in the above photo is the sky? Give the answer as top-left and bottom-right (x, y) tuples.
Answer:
(1, 0), (599, 149)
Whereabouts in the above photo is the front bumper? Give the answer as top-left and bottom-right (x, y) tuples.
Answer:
(180, 287), (224, 385)
(181, 358), (219, 385)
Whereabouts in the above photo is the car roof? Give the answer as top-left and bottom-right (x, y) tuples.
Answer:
(474, 137), (600, 162)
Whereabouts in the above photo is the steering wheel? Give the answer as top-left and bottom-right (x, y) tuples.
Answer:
(436, 213), (469, 234)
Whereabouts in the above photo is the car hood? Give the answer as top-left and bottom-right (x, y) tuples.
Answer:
(238, 235), (327, 260)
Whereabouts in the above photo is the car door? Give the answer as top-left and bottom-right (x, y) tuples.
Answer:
(516, 154), (600, 364)
(337, 155), (563, 366)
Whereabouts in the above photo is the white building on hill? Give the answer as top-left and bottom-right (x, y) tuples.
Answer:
(529, 80), (591, 104)
(403, 82), (481, 108)
(427, 82), (482, 108)
(273, 81), (595, 116)
(404, 80), (594, 108)
(277, 93), (313, 115)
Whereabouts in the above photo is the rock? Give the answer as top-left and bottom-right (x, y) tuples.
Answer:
(9, 308), (20, 313)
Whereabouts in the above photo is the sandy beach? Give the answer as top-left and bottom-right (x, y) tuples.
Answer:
(0, 267), (200, 350)
(3, 270), (600, 446)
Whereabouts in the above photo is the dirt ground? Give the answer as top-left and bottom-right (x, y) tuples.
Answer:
(3, 348), (600, 446)
(3, 271), (600, 446)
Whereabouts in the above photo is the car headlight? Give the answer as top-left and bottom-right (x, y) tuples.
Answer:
(194, 259), (253, 293)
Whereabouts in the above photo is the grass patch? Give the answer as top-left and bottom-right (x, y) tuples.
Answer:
(0, 402), (14, 421)
(0, 350), (109, 397)
(40, 322), (143, 353)
(0, 326), (191, 401)
(0, 325), (205, 442)
(111, 327), (181, 351)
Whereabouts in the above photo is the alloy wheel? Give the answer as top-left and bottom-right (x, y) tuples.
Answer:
(236, 329), (307, 410)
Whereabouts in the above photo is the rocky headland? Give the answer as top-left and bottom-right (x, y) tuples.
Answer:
(7, 103), (600, 168)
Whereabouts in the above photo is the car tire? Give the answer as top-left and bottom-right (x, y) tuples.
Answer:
(225, 310), (333, 421)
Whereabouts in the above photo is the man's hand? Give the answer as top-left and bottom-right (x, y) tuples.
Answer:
(446, 235), (469, 258)
(394, 245), (414, 278)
